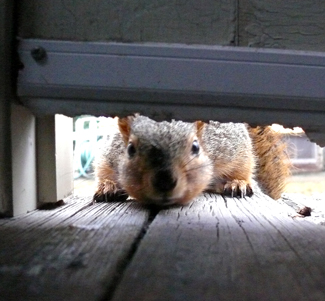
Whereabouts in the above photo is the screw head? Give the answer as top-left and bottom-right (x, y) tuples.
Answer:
(31, 46), (47, 62)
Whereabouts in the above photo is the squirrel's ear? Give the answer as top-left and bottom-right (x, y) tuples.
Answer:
(195, 120), (205, 138)
(118, 116), (134, 144)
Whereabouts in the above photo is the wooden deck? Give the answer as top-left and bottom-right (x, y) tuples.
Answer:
(1, 192), (325, 301)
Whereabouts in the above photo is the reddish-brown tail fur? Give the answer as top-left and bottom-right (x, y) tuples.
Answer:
(249, 126), (291, 199)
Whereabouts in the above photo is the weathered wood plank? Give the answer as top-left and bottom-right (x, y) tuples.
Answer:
(239, 0), (325, 51)
(112, 193), (325, 301)
(2, 193), (325, 301)
(0, 196), (149, 301)
(17, 0), (236, 45)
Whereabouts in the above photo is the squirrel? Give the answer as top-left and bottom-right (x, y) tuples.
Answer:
(93, 115), (290, 206)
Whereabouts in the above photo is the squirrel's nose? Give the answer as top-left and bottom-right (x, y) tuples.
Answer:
(153, 170), (177, 193)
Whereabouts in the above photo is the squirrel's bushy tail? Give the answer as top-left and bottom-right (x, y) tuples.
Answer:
(249, 126), (291, 199)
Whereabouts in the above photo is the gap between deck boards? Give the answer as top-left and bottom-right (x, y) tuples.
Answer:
(101, 205), (160, 301)
(1, 192), (325, 301)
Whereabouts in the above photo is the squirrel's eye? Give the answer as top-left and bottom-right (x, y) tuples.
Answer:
(191, 140), (200, 155)
(127, 142), (136, 157)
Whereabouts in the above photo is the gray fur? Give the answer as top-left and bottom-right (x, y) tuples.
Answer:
(130, 116), (196, 162)
(94, 115), (257, 203)
(95, 116), (254, 178)
(202, 121), (254, 164)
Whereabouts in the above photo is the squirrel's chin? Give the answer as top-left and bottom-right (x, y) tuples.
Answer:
(139, 195), (193, 207)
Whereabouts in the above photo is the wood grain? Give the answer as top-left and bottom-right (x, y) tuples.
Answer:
(2, 193), (325, 300)
(0, 197), (149, 301)
(112, 193), (325, 301)
(17, 0), (236, 45)
(239, 0), (325, 51)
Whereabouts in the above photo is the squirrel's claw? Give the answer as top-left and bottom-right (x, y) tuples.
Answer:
(93, 180), (129, 203)
(223, 180), (253, 198)
(93, 189), (128, 203)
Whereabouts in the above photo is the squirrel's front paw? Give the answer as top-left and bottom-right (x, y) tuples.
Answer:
(93, 180), (128, 202)
(223, 180), (253, 198)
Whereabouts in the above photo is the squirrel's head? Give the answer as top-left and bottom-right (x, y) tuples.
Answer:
(117, 115), (213, 206)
